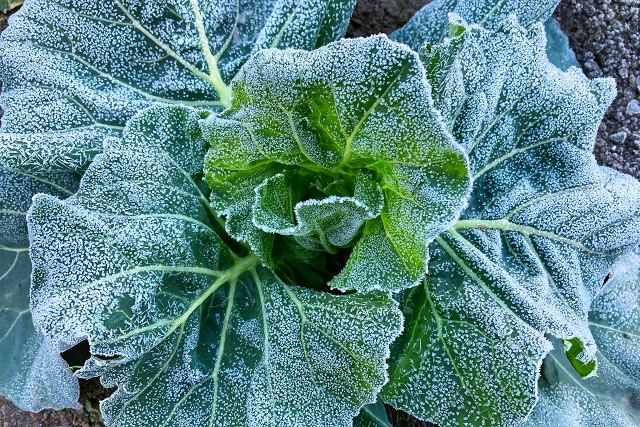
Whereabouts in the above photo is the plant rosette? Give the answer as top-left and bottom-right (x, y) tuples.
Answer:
(0, 1), (639, 427)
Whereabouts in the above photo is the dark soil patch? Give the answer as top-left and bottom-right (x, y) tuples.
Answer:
(0, 0), (637, 426)
(555, 0), (639, 178)
(0, 377), (107, 427)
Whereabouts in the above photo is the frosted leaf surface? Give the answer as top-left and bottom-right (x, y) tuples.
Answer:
(0, 0), (356, 172)
(382, 21), (640, 427)
(27, 105), (403, 427)
(354, 399), (392, 427)
(526, 251), (640, 426)
(0, 161), (80, 411)
(544, 18), (579, 71)
(203, 35), (470, 293)
(391, 0), (558, 50)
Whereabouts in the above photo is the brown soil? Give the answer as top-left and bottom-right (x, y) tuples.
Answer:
(1, 0), (637, 426)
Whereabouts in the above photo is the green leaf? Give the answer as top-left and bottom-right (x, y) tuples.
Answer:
(354, 399), (392, 427)
(0, 0), (356, 172)
(0, 0), (22, 13)
(0, 161), (80, 411)
(253, 171), (384, 252)
(203, 35), (471, 292)
(27, 105), (403, 427)
(382, 20), (640, 427)
(562, 336), (597, 379)
(391, 0), (559, 50)
(526, 251), (640, 426)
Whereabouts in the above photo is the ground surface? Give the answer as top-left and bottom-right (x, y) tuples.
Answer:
(0, 0), (638, 426)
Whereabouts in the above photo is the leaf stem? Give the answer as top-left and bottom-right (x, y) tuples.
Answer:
(188, 0), (233, 107)
(167, 254), (259, 335)
(452, 219), (596, 253)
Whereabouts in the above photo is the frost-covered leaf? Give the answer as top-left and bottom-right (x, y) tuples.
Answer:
(0, 0), (356, 172)
(203, 35), (470, 292)
(526, 251), (640, 426)
(354, 399), (392, 427)
(0, 0), (22, 13)
(544, 18), (579, 71)
(27, 105), (403, 427)
(0, 161), (79, 411)
(391, 0), (559, 50)
(382, 20), (640, 427)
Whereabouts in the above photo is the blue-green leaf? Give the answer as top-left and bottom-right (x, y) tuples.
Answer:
(27, 105), (403, 427)
(391, 0), (559, 50)
(383, 20), (640, 427)
(0, 161), (79, 411)
(0, 0), (356, 172)
(544, 18), (579, 71)
(354, 399), (392, 427)
(526, 251), (640, 426)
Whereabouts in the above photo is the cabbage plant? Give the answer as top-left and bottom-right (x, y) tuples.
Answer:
(0, 1), (638, 426)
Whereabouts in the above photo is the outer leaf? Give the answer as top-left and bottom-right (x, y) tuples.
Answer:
(354, 399), (392, 427)
(391, 0), (558, 50)
(204, 35), (470, 292)
(0, 0), (356, 172)
(544, 18), (579, 71)
(0, 161), (79, 411)
(382, 20), (640, 427)
(27, 105), (403, 427)
(526, 251), (640, 426)
(0, 0), (22, 13)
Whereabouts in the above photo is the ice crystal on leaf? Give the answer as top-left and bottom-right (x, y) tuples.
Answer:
(27, 105), (403, 427)
(1, 0), (640, 424)
(392, 0), (559, 50)
(526, 251), (640, 426)
(382, 19), (640, 427)
(0, 162), (79, 411)
(203, 36), (471, 293)
(0, 0), (356, 172)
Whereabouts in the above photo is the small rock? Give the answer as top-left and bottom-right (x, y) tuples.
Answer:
(627, 99), (640, 115)
(609, 130), (628, 144)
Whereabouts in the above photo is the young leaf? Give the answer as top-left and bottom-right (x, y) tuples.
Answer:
(0, 161), (79, 411)
(354, 399), (392, 427)
(391, 0), (559, 50)
(526, 251), (640, 426)
(0, 0), (356, 172)
(203, 35), (471, 292)
(27, 105), (403, 427)
(382, 20), (640, 427)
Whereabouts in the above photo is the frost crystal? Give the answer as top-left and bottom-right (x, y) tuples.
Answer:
(204, 35), (470, 292)
(383, 19), (640, 427)
(0, 0), (356, 172)
(27, 105), (403, 427)
(526, 251), (640, 426)
(0, 162), (79, 411)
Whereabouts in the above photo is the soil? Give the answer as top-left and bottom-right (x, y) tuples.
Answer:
(0, 0), (637, 426)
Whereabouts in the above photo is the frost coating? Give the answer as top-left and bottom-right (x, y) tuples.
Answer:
(383, 21), (640, 427)
(0, 162), (79, 411)
(204, 35), (470, 293)
(526, 251), (640, 426)
(0, 0), (356, 172)
(391, 0), (558, 50)
(27, 105), (403, 427)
